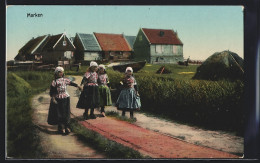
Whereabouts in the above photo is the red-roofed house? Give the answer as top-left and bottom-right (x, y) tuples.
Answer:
(133, 28), (184, 64)
(94, 32), (133, 61)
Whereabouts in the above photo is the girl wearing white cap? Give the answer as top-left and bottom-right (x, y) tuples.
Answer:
(97, 64), (112, 117)
(47, 66), (82, 135)
(116, 67), (141, 119)
(76, 61), (100, 119)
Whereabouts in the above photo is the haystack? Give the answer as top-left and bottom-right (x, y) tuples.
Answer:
(193, 50), (244, 81)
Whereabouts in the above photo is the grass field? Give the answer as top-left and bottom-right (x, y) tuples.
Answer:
(66, 63), (199, 81)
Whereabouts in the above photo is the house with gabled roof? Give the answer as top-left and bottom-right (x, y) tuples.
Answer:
(73, 33), (102, 62)
(133, 28), (184, 64)
(14, 35), (49, 61)
(94, 32), (133, 61)
(41, 33), (76, 65)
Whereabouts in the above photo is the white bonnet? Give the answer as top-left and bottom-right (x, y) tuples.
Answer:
(55, 66), (64, 73)
(99, 64), (106, 70)
(90, 61), (98, 67)
(125, 67), (133, 73)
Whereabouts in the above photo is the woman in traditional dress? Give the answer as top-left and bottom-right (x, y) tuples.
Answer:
(48, 66), (82, 134)
(116, 67), (141, 119)
(76, 61), (100, 119)
(97, 64), (112, 117)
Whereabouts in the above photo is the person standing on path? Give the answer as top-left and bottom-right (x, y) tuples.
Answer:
(47, 66), (82, 135)
(97, 64), (112, 117)
(116, 67), (141, 119)
(76, 61), (100, 120)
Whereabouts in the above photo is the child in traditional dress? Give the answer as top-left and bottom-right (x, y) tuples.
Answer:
(116, 67), (141, 119)
(76, 61), (100, 119)
(97, 64), (112, 117)
(47, 66), (82, 135)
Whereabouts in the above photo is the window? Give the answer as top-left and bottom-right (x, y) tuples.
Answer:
(156, 45), (164, 53)
(173, 45), (177, 54)
(139, 35), (142, 41)
(63, 41), (67, 46)
(64, 51), (72, 59)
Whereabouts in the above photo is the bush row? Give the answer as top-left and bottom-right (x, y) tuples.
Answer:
(107, 71), (244, 134)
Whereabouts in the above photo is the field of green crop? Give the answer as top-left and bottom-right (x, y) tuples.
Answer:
(105, 63), (244, 135)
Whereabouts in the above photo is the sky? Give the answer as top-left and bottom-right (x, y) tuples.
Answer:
(6, 5), (244, 61)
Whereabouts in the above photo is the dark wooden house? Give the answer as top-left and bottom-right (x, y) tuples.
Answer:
(133, 28), (184, 64)
(41, 33), (76, 65)
(14, 35), (49, 61)
(73, 33), (102, 62)
(94, 32), (133, 61)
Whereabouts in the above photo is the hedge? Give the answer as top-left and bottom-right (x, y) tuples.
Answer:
(107, 71), (244, 134)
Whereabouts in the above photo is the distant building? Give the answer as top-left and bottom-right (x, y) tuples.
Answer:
(94, 32), (133, 61)
(124, 35), (136, 50)
(133, 28), (184, 64)
(70, 37), (75, 42)
(41, 33), (76, 65)
(73, 33), (102, 62)
(14, 35), (49, 61)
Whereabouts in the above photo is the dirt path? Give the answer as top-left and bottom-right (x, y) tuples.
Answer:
(32, 75), (243, 159)
(32, 91), (105, 159)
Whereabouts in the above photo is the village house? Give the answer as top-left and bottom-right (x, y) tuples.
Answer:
(41, 33), (76, 66)
(124, 35), (136, 50)
(14, 35), (49, 62)
(133, 28), (184, 64)
(93, 32), (133, 62)
(73, 33), (102, 62)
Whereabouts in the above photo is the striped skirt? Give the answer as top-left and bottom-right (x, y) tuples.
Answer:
(116, 87), (141, 111)
(99, 85), (112, 107)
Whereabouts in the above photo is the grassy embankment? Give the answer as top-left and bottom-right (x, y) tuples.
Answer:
(7, 71), (53, 158)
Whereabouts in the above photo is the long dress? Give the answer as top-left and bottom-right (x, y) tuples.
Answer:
(116, 75), (141, 111)
(98, 73), (112, 107)
(76, 71), (100, 109)
(47, 77), (78, 125)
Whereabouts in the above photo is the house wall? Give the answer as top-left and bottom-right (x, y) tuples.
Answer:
(73, 35), (85, 61)
(150, 44), (184, 64)
(54, 36), (75, 51)
(84, 52), (101, 61)
(133, 29), (151, 62)
(42, 51), (75, 64)
(102, 51), (132, 61)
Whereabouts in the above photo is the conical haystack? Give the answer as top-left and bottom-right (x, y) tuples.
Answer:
(193, 50), (244, 81)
